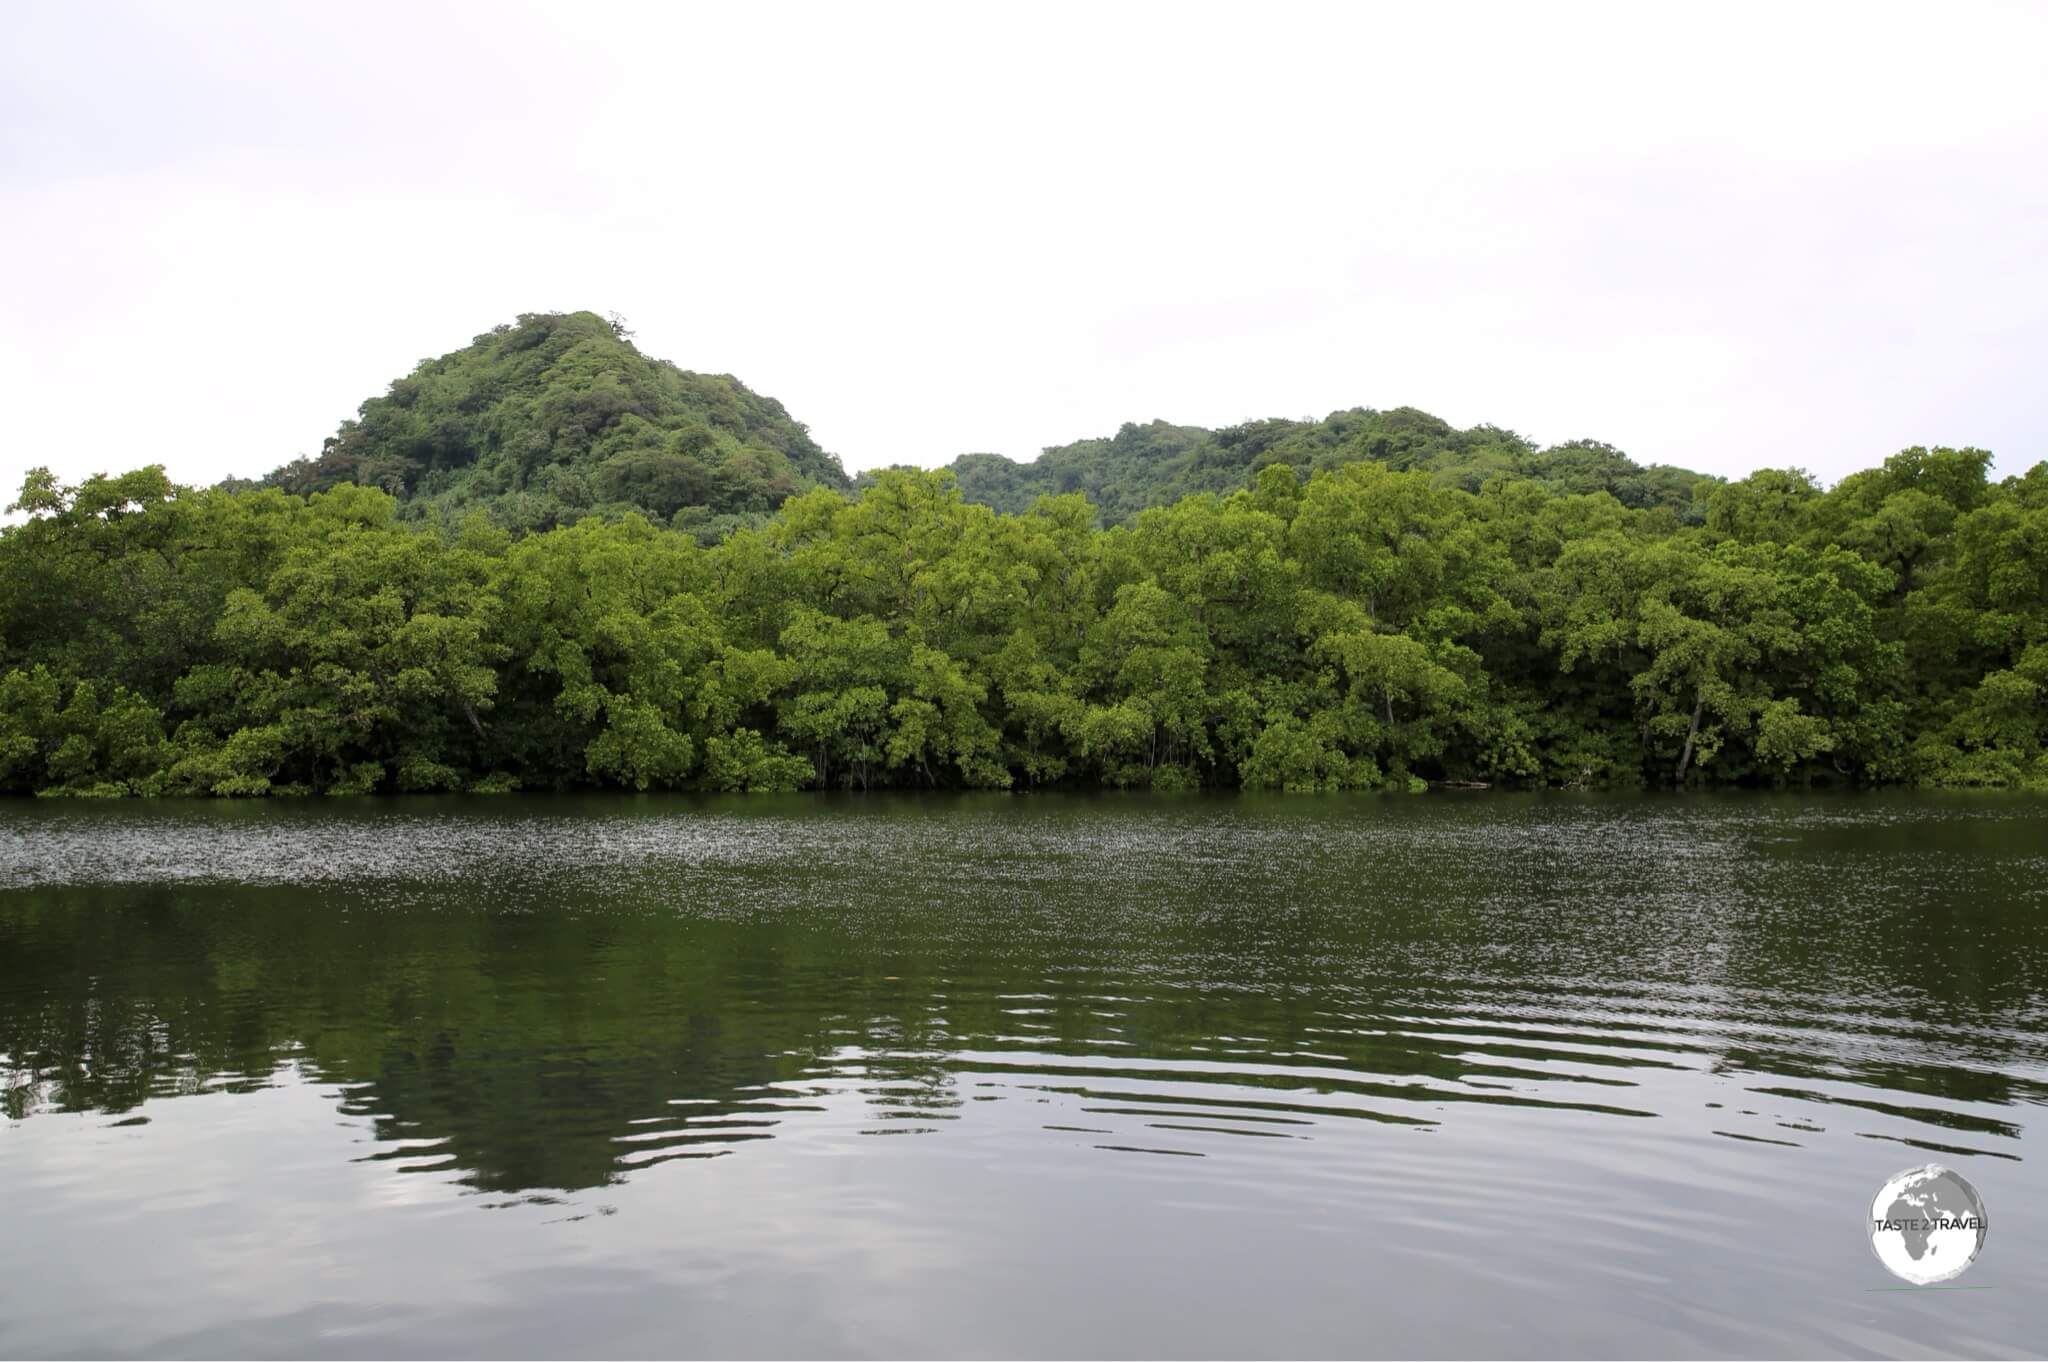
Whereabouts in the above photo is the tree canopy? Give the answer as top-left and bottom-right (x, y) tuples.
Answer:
(928, 408), (1717, 527)
(5, 436), (2042, 797)
(250, 311), (850, 537)
(246, 310), (1715, 539)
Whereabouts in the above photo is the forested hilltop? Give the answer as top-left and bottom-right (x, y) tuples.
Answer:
(4, 436), (2044, 797)
(928, 411), (1716, 526)
(256, 309), (1714, 537)
(249, 312), (851, 540)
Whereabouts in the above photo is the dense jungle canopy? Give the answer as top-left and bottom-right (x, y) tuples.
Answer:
(248, 311), (851, 541)
(2, 313), (2043, 796)
(932, 413), (1712, 526)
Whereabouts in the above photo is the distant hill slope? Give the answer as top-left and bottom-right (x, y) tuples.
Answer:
(916, 407), (1717, 525)
(259, 311), (1710, 535)
(257, 311), (849, 534)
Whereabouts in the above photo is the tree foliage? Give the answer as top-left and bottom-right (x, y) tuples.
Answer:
(4, 428), (2040, 795)
(932, 408), (1717, 527)
(250, 311), (849, 535)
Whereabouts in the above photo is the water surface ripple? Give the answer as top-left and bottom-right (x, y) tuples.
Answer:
(1, 792), (2044, 1357)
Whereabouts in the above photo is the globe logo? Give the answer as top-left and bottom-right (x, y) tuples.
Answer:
(1869, 1164), (1987, 1285)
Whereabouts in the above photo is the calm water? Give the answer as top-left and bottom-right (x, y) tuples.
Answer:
(2, 793), (2046, 1358)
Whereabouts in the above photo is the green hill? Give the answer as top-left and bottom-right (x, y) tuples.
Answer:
(920, 407), (1716, 526)
(257, 311), (849, 536)
(263, 311), (1708, 537)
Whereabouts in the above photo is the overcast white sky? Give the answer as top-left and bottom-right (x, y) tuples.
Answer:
(3, 1), (2045, 496)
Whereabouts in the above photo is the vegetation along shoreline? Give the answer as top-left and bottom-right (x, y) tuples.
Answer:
(4, 311), (2043, 799)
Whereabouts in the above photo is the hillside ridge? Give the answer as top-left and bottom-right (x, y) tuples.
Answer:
(258, 310), (1714, 535)
(255, 310), (849, 538)
(909, 408), (1715, 526)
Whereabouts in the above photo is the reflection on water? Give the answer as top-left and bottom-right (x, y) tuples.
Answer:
(2, 792), (2046, 1357)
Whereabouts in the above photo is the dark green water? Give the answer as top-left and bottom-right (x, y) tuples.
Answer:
(2, 793), (2045, 1358)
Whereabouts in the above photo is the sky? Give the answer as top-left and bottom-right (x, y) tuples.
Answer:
(3, 0), (2045, 497)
